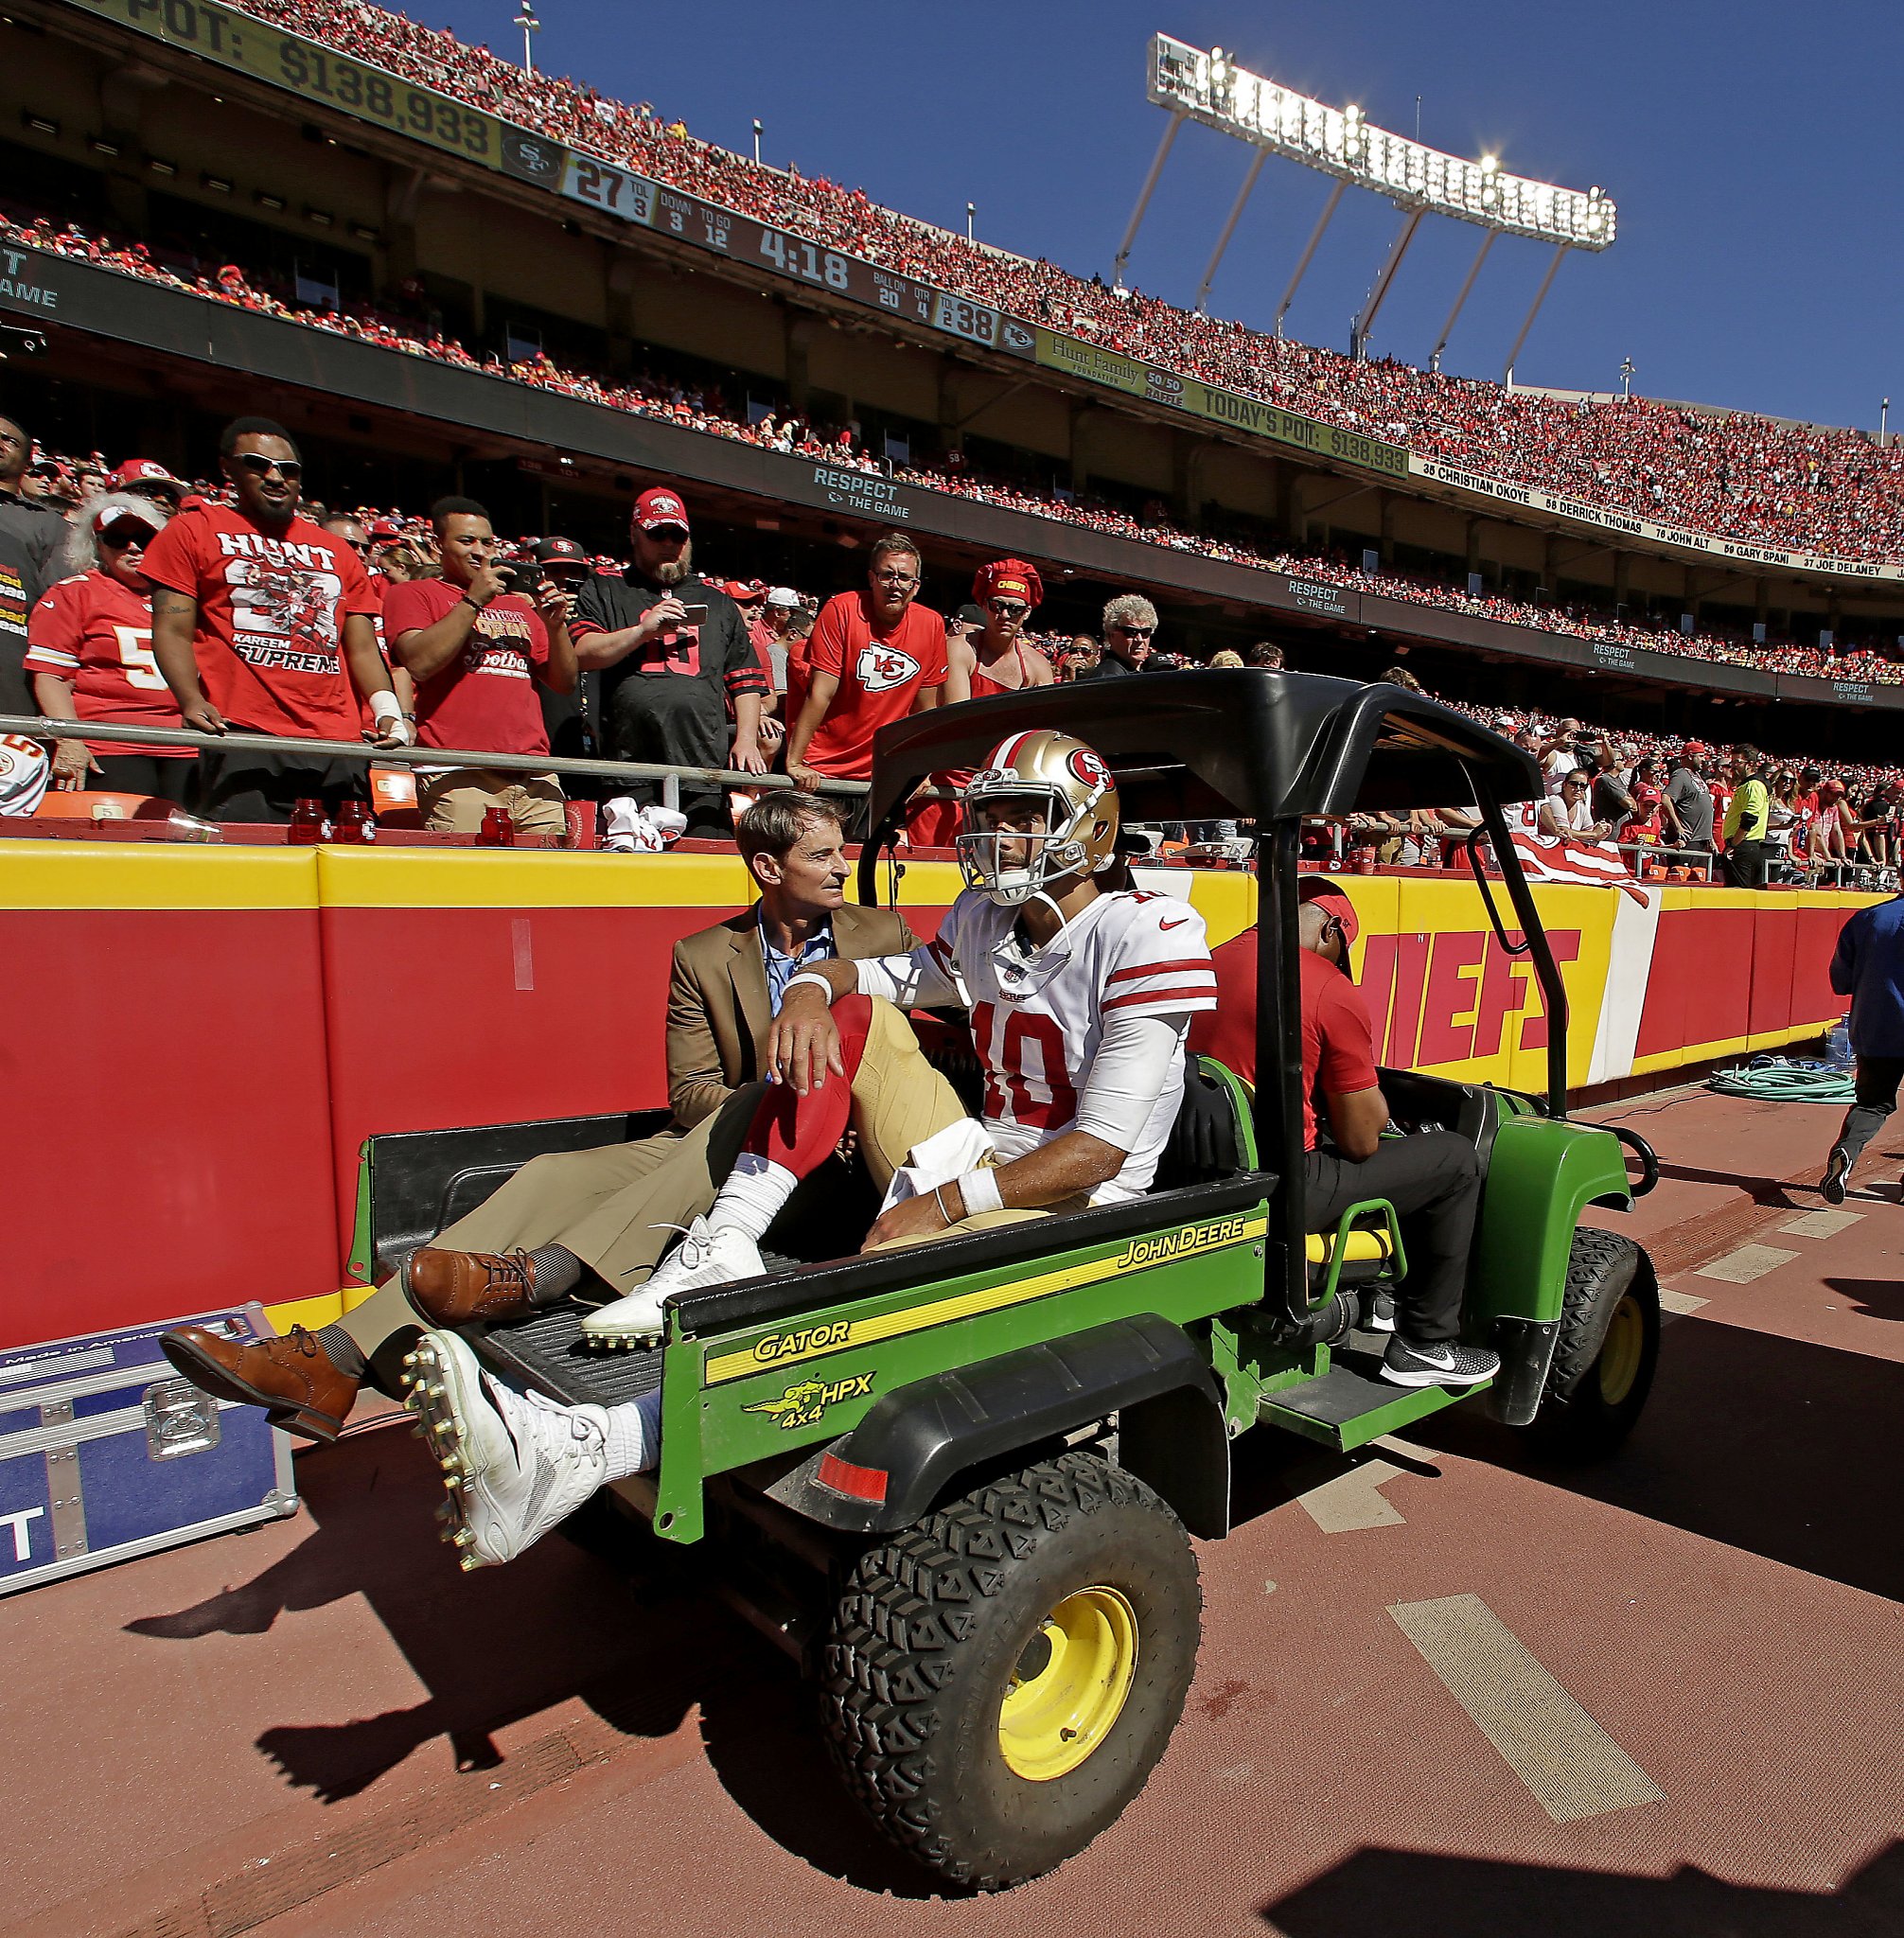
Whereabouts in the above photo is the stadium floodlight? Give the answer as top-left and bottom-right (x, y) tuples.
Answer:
(1148, 35), (1615, 249)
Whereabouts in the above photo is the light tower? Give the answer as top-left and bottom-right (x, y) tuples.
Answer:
(1119, 33), (1617, 378)
(513, 1), (539, 75)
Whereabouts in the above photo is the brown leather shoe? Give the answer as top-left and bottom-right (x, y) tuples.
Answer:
(161, 1324), (359, 1443)
(403, 1247), (544, 1326)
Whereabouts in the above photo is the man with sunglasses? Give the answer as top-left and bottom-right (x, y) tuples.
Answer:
(569, 484), (768, 837)
(144, 417), (410, 821)
(1078, 592), (1159, 678)
(25, 492), (195, 802)
(785, 533), (957, 830)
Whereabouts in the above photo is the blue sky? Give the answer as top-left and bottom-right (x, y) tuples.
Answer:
(438, 0), (1899, 431)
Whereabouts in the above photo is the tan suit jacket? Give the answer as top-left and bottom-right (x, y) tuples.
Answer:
(666, 902), (920, 1126)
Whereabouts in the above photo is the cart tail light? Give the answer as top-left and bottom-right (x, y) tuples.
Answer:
(817, 1452), (888, 1504)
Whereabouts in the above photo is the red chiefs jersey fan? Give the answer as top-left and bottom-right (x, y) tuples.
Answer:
(24, 492), (196, 803)
(786, 534), (948, 790)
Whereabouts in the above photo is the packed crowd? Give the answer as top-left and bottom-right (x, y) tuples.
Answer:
(204, 0), (1904, 563)
(9, 208), (1900, 689)
(5, 393), (1899, 889)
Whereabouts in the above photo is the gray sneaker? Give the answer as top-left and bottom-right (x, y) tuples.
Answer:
(1381, 1336), (1499, 1389)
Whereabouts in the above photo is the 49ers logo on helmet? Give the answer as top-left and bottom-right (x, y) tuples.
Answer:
(1067, 747), (1111, 792)
(856, 643), (921, 693)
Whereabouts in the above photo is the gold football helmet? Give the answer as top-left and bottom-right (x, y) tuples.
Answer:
(958, 730), (1120, 906)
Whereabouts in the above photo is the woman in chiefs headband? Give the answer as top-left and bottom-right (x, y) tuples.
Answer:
(908, 557), (1056, 851)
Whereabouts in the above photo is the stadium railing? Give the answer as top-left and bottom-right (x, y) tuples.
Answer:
(0, 714), (871, 814)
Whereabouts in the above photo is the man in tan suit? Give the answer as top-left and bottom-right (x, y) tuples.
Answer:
(162, 795), (917, 1440)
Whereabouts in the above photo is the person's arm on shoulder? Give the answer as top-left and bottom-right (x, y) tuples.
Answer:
(665, 942), (732, 1126)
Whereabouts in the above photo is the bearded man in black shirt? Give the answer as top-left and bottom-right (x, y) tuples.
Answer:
(570, 484), (768, 835)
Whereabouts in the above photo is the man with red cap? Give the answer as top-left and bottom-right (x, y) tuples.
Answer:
(569, 484), (768, 835)
(1189, 882), (1494, 1390)
(909, 557), (1054, 847)
(1664, 742), (1717, 857)
(110, 459), (185, 515)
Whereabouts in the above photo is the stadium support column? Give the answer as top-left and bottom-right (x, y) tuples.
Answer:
(1503, 243), (1567, 385)
(785, 311), (815, 417)
(1195, 150), (1266, 314)
(606, 255), (637, 377)
(1275, 181), (1346, 338)
(1069, 402), (1098, 499)
(1430, 231), (1495, 374)
(385, 165), (426, 291)
(1464, 516), (1483, 576)
(1114, 113), (1185, 288)
(1350, 207), (1424, 361)
(1613, 550), (1631, 616)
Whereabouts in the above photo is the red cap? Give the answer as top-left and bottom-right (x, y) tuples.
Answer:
(973, 557), (1045, 608)
(110, 458), (183, 492)
(1297, 875), (1359, 946)
(1681, 741), (1709, 759)
(367, 519), (402, 541)
(634, 485), (691, 533)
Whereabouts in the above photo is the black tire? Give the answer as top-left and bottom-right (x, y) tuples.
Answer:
(1527, 1227), (1660, 1459)
(820, 1449), (1201, 1892)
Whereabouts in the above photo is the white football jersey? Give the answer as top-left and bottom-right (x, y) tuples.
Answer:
(866, 888), (1218, 1202)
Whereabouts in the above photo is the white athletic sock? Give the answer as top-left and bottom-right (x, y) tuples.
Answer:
(603, 1390), (662, 1481)
(706, 1152), (798, 1242)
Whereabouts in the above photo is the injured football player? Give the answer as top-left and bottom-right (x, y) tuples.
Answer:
(402, 729), (1218, 1567)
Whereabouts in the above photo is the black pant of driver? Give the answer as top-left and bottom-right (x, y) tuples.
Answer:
(1304, 1131), (1482, 1344)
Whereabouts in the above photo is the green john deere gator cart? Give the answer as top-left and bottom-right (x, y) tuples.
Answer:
(356, 671), (1661, 1891)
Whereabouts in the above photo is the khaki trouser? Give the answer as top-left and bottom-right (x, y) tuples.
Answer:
(340, 999), (1067, 1376)
(420, 768), (566, 835)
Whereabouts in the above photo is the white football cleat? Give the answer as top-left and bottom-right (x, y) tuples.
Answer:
(582, 1218), (765, 1351)
(401, 1330), (608, 1567)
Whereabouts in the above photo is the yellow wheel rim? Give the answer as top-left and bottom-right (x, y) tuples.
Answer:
(998, 1585), (1138, 1783)
(1597, 1294), (1645, 1406)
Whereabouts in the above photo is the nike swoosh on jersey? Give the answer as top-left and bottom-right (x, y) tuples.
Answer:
(1159, 917), (1190, 931)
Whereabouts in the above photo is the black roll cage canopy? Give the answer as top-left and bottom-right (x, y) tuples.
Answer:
(858, 672), (1570, 1329)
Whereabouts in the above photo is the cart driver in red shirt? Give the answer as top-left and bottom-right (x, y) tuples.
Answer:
(1190, 890), (1497, 1390)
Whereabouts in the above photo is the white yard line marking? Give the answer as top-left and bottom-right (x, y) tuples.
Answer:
(1696, 1243), (1799, 1284)
(1389, 1594), (1663, 1824)
(1777, 1209), (1864, 1240)
(1658, 1287), (1710, 1320)
(1297, 1458), (1407, 1533)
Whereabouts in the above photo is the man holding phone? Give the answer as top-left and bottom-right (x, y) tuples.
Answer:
(382, 497), (578, 836)
(570, 484), (768, 835)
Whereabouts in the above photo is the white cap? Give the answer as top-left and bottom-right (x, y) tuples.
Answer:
(765, 586), (801, 608)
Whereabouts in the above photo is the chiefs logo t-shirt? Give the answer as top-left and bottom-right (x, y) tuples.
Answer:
(141, 503), (379, 740)
(803, 591), (947, 779)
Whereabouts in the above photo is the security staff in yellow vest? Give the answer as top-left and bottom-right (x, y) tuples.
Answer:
(1722, 748), (1772, 890)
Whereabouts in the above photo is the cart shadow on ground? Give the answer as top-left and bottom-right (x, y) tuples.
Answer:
(115, 1412), (945, 1896)
(1405, 1310), (1904, 1606)
(1261, 1839), (1904, 1937)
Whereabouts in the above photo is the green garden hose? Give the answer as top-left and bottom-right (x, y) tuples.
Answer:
(1708, 1058), (1858, 1103)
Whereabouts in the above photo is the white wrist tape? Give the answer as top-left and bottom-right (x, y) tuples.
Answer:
(370, 691), (403, 727)
(957, 1166), (1003, 1217)
(783, 971), (834, 1001)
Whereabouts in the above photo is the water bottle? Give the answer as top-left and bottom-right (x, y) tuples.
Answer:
(1826, 1020), (1853, 1069)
